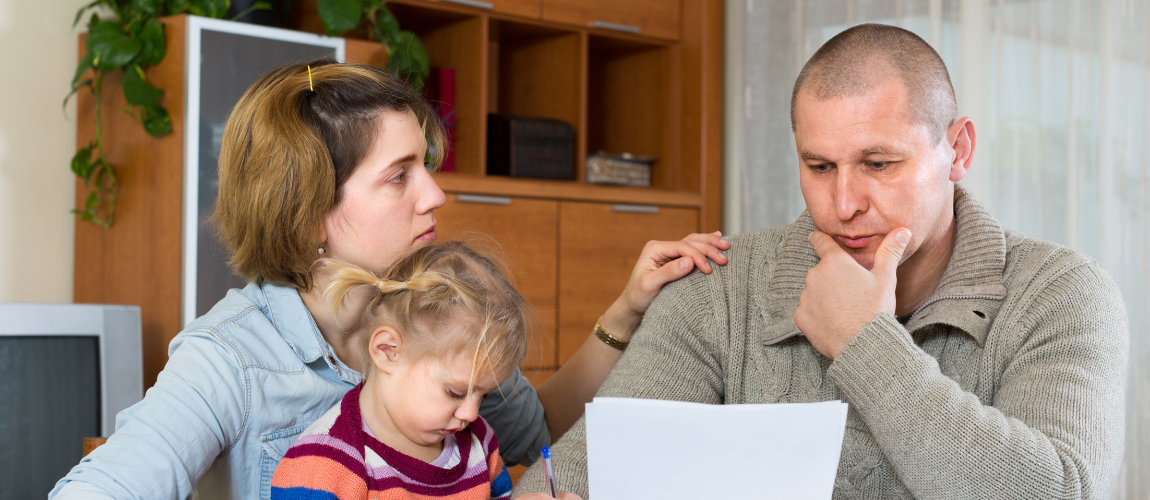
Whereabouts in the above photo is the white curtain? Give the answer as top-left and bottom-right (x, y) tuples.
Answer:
(724, 0), (1149, 497)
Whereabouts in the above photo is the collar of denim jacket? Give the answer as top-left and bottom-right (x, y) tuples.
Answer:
(259, 281), (333, 364)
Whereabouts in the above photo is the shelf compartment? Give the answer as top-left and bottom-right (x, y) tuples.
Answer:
(382, 3), (486, 176)
(586, 34), (677, 190)
(487, 19), (584, 177)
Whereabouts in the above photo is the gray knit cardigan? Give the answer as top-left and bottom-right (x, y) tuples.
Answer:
(514, 187), (1129, 499)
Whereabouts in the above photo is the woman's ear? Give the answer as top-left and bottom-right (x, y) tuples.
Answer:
(368, 326), (404, 374)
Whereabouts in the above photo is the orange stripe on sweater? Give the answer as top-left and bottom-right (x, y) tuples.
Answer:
(271, 455), (368, 500)
(366, 481), (493, 500)
(487, 450), (504, 482)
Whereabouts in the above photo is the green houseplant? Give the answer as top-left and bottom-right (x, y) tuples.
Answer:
(315, 0), (430, 90)
(66, 0), (246, 228)
(67, 0), (422, 228)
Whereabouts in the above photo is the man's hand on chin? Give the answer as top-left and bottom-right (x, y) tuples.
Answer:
(795, 228), (910, 359)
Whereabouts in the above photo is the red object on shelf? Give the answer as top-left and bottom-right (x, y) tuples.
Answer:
(425, 68), (456, 172)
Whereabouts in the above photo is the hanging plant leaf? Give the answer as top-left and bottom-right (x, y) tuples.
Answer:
(65, 53), (95, 109)
(85, 192), (99, 212)
(135, 17), (166, 66)
(123, 64), (162, 107)
(71, 145), (96, 182)
(72, 0), (101, 28)
(370, 5), (402, 47)
(141, 103), (172, 136)
(72, 52), (94, 88)
(127, 0), (160, 17)
(385, 30), (429, 92)
(317, 0), (365, 36)
(88, 21), (143, 70)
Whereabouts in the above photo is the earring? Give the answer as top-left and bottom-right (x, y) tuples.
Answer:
(317, 243), (326, 255)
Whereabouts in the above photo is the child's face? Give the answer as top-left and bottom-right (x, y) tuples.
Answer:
(374, 351), (510, 448)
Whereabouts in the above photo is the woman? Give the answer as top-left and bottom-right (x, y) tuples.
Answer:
(49, 61), (727, 500)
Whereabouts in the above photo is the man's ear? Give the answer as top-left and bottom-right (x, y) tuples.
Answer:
(946, 117), (976, 182)
(368, 326), (404, 374)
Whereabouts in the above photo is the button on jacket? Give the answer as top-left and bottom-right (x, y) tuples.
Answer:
(50, 282), (549, 500)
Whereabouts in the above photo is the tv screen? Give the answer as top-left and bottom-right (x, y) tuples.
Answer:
(0, 336), (101, 499)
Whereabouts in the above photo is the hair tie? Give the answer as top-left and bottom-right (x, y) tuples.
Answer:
(307, 65), (314, 92)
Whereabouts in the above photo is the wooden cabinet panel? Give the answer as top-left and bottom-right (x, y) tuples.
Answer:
(74, 17), (187, 390)
(488, 0), (541, 18)
(543, 0), (680, 40)
(557, 201), (698, 364)
(436, 194), (559, 368)
(416, 0), (540, 18)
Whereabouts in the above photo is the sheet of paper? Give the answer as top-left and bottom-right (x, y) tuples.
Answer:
(584, 398), (849, 500)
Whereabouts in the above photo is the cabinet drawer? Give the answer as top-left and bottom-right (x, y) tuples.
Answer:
(557, 201), (698, 363)
(543, 0), (679, 40)
(430, 0), (541, 18)
(436, 194), (559, 368)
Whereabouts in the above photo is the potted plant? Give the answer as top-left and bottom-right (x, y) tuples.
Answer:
(67, 0), (423, 229)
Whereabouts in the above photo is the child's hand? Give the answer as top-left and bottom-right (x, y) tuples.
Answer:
(515, 493), (583, 500)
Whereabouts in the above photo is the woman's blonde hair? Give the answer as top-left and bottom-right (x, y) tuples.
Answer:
(213, 59), (446, 291)
(321, 241), (531, 391)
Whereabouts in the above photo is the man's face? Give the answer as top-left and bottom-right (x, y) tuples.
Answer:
(793, 78), (958, 270)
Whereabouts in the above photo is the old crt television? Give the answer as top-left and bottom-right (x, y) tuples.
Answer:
(0, 303), (142, 499)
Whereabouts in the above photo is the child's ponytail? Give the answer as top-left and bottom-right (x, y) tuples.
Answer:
(317, 242), (531, 388)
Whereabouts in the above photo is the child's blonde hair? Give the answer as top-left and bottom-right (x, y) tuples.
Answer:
(321, 241), (531, 392)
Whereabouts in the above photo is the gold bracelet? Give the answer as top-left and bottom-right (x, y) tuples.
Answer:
(593, 318), (629, 351)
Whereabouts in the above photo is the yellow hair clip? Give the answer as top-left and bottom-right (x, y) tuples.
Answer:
(308, 65), (314, 92)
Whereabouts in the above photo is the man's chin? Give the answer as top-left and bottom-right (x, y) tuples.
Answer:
(844, 249), (876, 270)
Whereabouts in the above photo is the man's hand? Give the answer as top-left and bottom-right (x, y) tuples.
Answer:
(794, 228), (910, 359)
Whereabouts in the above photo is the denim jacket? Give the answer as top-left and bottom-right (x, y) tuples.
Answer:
(49, 282), (549, 500)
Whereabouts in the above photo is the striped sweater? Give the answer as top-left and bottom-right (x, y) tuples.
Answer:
(271, 383), (513, 500)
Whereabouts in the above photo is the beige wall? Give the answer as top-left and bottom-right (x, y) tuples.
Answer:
(0, 0), (92, 303)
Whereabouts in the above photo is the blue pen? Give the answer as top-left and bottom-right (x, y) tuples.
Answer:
(541, 446), (558, 498)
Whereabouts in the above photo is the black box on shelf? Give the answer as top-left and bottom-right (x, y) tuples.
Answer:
(486, 114), (575, 180)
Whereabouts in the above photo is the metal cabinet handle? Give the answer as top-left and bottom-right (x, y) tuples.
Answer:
(592, 20), (642, 34)
(442, 0), (494, 9)
(456, 194), (512, 205)
(612, 204), (659, 214)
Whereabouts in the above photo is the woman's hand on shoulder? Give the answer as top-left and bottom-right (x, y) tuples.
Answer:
(601, 232), (730, 340)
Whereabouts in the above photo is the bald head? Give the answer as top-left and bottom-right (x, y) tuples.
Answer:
(791, 24), (957, 143)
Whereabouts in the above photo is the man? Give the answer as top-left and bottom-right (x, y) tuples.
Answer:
(514, 23), (1128, 499)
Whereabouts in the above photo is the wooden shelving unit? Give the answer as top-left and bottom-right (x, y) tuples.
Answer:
(73, 0), (722, 394)
(310, 0), (722, 224)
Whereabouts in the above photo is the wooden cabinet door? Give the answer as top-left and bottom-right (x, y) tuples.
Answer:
(436, 194), (559, 369)
(432, 0), (541, 18)
(542, 0), (680, 40)
(557, 201), (698, 364)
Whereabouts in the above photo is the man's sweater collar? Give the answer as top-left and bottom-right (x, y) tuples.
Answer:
(762, 185), (1008, 347)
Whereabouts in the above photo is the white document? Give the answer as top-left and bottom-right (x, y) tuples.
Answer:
(584, 398), (849, 500)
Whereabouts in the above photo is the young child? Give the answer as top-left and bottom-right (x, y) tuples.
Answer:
(270, 241), (530, 499)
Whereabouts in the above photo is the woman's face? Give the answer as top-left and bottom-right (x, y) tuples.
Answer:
(321, 108), (446, 272)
